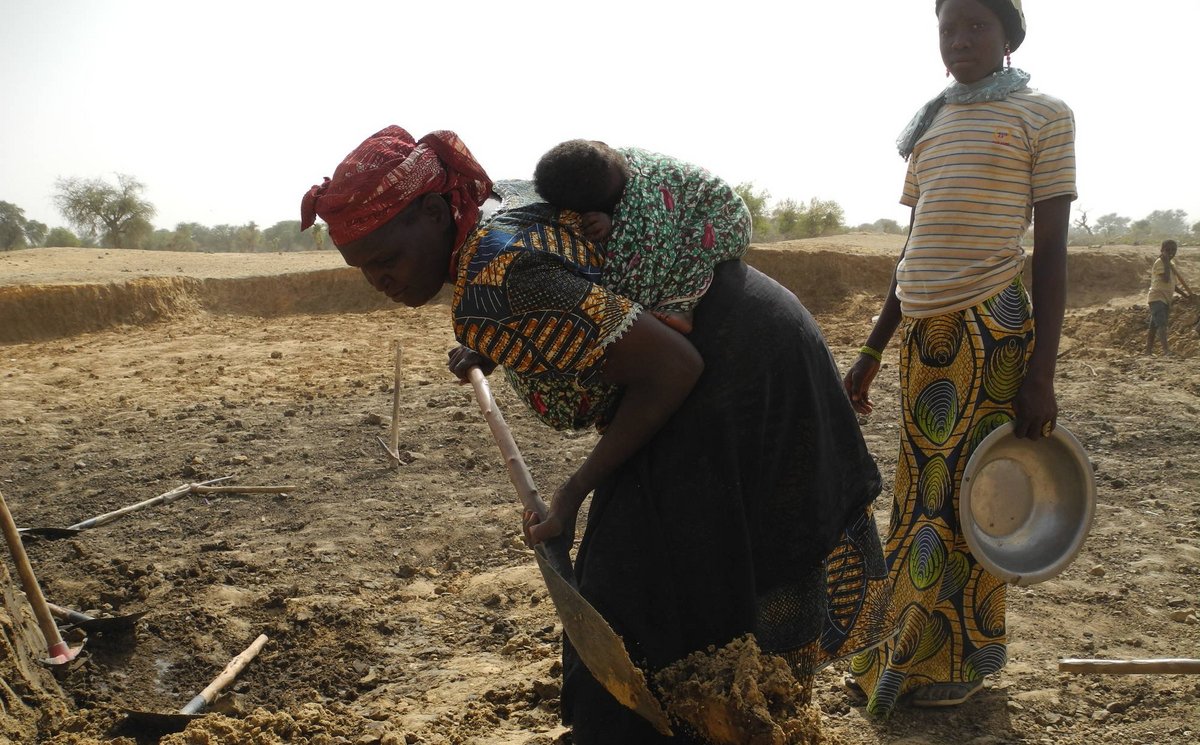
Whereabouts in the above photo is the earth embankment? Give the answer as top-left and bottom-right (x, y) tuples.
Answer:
(750, 237), (1171, 312)
(0, 239), (1181, 345)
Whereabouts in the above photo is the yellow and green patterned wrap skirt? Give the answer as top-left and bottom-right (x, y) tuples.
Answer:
(852, 277), (1034, 715)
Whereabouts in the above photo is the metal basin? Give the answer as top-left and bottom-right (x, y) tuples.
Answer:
(960, 422), (1096, 586)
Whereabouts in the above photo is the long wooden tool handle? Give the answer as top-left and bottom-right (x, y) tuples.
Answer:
(467, 367), (549, 519)
(0, 489), (69, 657)
(390, 341), (403, 456)
(1059, 658), (1200, 675)
(68, 484), (189, 530)
(68, 476), (233, 531)
(467, 368), (578, 583)
(47, 602), (94, 625)
(180, 634), (270, 715)
(190, 485), (296, 495)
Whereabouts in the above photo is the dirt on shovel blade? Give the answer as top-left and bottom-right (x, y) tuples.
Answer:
(655, 635), (843, 745)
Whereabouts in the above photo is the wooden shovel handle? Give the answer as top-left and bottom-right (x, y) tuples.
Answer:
(47, 602), (92, 625)
(0, 489), (68, 657)
(68, 476), (233, 531)
(390, 341), (403, 454)
(1059, 658), (1200, 675)
(180, 634), (269, 714)
(467, 367), (549, 519)
(467, 368), (578, 583)
(190, 485), (295, 495)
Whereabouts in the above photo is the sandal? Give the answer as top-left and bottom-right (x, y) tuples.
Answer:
(908, 679), (985, 708)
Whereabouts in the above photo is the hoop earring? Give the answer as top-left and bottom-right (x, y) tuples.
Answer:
(1005, 43), (1012, 68)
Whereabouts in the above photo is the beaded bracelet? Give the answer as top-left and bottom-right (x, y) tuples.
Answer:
(858, 345), (883, 363)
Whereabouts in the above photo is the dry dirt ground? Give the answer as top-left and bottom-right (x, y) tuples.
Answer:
(0, 237), (1197, 744)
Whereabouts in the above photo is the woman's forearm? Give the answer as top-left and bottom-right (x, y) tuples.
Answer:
(866, 275), (903, 353)
(1027, 195), (1072, 380)
(568, 365), (700, 502)
(863, 208), (914, 353)
(562, 313), (703, 508)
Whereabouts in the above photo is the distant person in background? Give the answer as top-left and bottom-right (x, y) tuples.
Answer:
(1146, 239), (1192, 356)
(842, 0), (1076, 714)
(533, 139), (750, 335)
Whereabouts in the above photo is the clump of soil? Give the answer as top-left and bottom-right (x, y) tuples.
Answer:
(654, 635), (842, 745)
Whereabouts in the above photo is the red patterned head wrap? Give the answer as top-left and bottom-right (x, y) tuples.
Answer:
(300, 126), (493, 249)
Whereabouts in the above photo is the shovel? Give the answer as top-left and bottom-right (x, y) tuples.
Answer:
(0, 488), (84, 665)
(19, 476), (243, 539)
(122, 633), (269, 732)
(47, 602), (148, 634)
(19, 476), (233, 538)
(467, 367), (672, 735)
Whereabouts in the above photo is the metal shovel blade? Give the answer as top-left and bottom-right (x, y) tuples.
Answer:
(533, 546), (673, 736)
(122, 691), (230, 733)
(120, 708), (207, 732)
(48, 602), (146, 634)
(121, 633), (269, 734)
(17, 527), (81, 540)
(72, 610), (147, 634)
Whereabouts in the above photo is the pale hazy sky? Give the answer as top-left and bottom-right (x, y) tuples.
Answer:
(2, 0), (1197, 237)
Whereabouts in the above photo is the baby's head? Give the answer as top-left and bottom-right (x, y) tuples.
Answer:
(534, 139), (629, 213)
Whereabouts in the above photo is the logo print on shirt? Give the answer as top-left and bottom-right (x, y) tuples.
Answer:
(994, 130), (1012, 146)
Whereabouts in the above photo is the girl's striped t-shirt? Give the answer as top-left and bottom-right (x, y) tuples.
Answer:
(897, 89), (1077, 317)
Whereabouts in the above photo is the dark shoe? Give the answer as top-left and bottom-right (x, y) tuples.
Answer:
(908, 679), (985, 708)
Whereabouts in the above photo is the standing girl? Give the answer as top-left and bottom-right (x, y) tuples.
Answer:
(1146, 239), (1192, 356)
(842, 0), (1076, 714)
